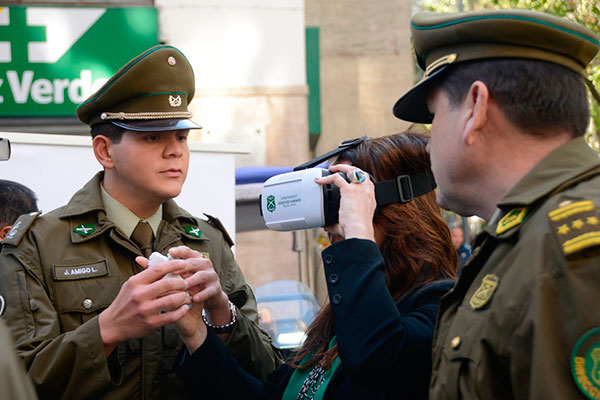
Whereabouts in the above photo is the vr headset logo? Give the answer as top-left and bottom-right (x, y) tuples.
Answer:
(260, 137), (437, 232)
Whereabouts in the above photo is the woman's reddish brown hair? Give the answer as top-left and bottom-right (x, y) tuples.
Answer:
(292, 130), (457, 369)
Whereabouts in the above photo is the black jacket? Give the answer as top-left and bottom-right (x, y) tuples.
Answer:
(177, 239), (454, 400)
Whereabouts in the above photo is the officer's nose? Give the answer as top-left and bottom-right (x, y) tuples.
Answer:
(164, 132), (184, 158)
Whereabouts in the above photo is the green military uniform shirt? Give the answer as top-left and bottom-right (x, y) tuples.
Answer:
(430, 137), (600, 399)
(0, 172), (280, 400)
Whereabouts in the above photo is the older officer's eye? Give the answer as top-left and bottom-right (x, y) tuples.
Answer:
(177, 134), (188, 142)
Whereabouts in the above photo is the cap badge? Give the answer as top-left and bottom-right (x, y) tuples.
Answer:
(169, 95), (182, 107)
(168, 56), (177, 66)
(571, 327), (600, 399)
(469, 274), (499, 310)
(73, 224), (95, 237)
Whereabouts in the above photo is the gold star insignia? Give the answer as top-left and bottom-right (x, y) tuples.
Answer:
(572, 219), (585, 229)
(557, 224), (571, 235)
(587, 216), (599, 226)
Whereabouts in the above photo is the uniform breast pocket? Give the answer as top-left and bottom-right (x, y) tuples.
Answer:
(445, 304), (485, 398)
(51, 263), (120, 332)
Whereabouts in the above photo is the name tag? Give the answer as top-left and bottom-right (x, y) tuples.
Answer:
(53, 260), (108, 281)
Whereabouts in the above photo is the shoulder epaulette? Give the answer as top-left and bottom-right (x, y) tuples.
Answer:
(204, 213), (234, 247)
(549, 200), (600, 258)
(2, 211), (41, 247)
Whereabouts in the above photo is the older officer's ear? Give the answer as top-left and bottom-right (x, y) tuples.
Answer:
(462, 81), (489, 146)
(92, 135), (115, 170)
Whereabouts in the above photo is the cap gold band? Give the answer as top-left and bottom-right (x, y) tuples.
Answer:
(100, 111), (193, 121)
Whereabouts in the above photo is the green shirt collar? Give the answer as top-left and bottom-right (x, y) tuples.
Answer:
(282, 336), (340, 400)
(100, 183), (162, 237)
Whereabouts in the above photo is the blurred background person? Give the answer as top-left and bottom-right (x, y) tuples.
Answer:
(0, 180), (38, 242)
(449, 224), (471, 272)
(175, 131), (457, 400)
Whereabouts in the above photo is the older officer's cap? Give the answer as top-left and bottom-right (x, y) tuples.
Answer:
(393, 9), (600, 123)
(77, 45), (201, 131)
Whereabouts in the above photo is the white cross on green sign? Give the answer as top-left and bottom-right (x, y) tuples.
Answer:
(0, 6), (158, 116)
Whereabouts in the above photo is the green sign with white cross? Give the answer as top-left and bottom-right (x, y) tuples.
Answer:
(0, 6), (158, 117)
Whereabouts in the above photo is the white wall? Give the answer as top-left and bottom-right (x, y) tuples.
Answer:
(0, 132), (248, 244)
(155, 0), (306, 88)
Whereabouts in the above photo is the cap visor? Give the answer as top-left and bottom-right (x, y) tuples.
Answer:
(392, 66), (449, 124)
(111, 118), (202, 132)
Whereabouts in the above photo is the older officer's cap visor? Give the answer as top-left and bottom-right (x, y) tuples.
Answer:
(393, 66), (450, 124)
(111, 118), (201, 132)
(393, 9), (600, 123)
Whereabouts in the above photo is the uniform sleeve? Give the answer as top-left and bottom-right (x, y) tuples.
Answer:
(510, 231), (600, 400)
(0, 238), (117, 399)
(0, 319), (38, 400)
(216, 240), (282, 380)
(322, 239), (452, 390)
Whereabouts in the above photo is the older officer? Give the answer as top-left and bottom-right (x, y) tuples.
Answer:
(392, 9), (600, 400)
(0, 45), (279, 399)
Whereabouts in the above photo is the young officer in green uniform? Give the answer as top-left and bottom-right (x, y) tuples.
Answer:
(392, 9), (600, 400)
(0, 45), (279, 399)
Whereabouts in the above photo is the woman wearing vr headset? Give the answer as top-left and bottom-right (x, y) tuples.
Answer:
(175, 131), (457, 400)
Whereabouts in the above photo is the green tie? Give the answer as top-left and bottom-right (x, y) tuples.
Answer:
(131, 221), (154, 258)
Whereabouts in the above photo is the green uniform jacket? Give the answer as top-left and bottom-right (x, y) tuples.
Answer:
(0, 319), (37, 400)
(0, 172), (280, 400)
(430, 137), (600, 400)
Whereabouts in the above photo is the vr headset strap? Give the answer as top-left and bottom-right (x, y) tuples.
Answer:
(374, 170), (437, 205)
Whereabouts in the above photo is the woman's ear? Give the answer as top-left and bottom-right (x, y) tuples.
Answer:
(462, 81), (489, 145)
(92, 135), (115, 169)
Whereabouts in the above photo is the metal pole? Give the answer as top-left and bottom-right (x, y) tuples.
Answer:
(457, 0), (464, 12)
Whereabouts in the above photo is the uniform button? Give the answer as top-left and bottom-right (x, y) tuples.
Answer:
(82, 298), (93, 309)
(328, 273), (339, 284)
(451, 336), (461, 350)
(332, 294), (342, 305)
(324, 254), (334, 265)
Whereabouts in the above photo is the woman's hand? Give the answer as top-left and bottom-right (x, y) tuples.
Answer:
(315, 164), (377, 242)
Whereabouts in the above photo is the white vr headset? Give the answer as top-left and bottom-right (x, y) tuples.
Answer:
(260, 137), (437, 232)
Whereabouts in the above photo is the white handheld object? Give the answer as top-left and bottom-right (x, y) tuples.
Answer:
(148, 251), (183, 280)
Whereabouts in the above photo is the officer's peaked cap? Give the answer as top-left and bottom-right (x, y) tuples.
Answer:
(77, 45), (201, 132)
(393, 9), (600, 123)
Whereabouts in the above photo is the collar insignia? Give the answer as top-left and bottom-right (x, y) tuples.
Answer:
(73, 224), (95, 237)
(183, 225), (202, 238)
(469, 274), (499, 310)
(549, 200), (600, 258)
(496, 207), (528, 235)
(572, 327), (600, 399)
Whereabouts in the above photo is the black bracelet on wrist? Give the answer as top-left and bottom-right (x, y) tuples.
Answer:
(202, 300), (237, 334)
